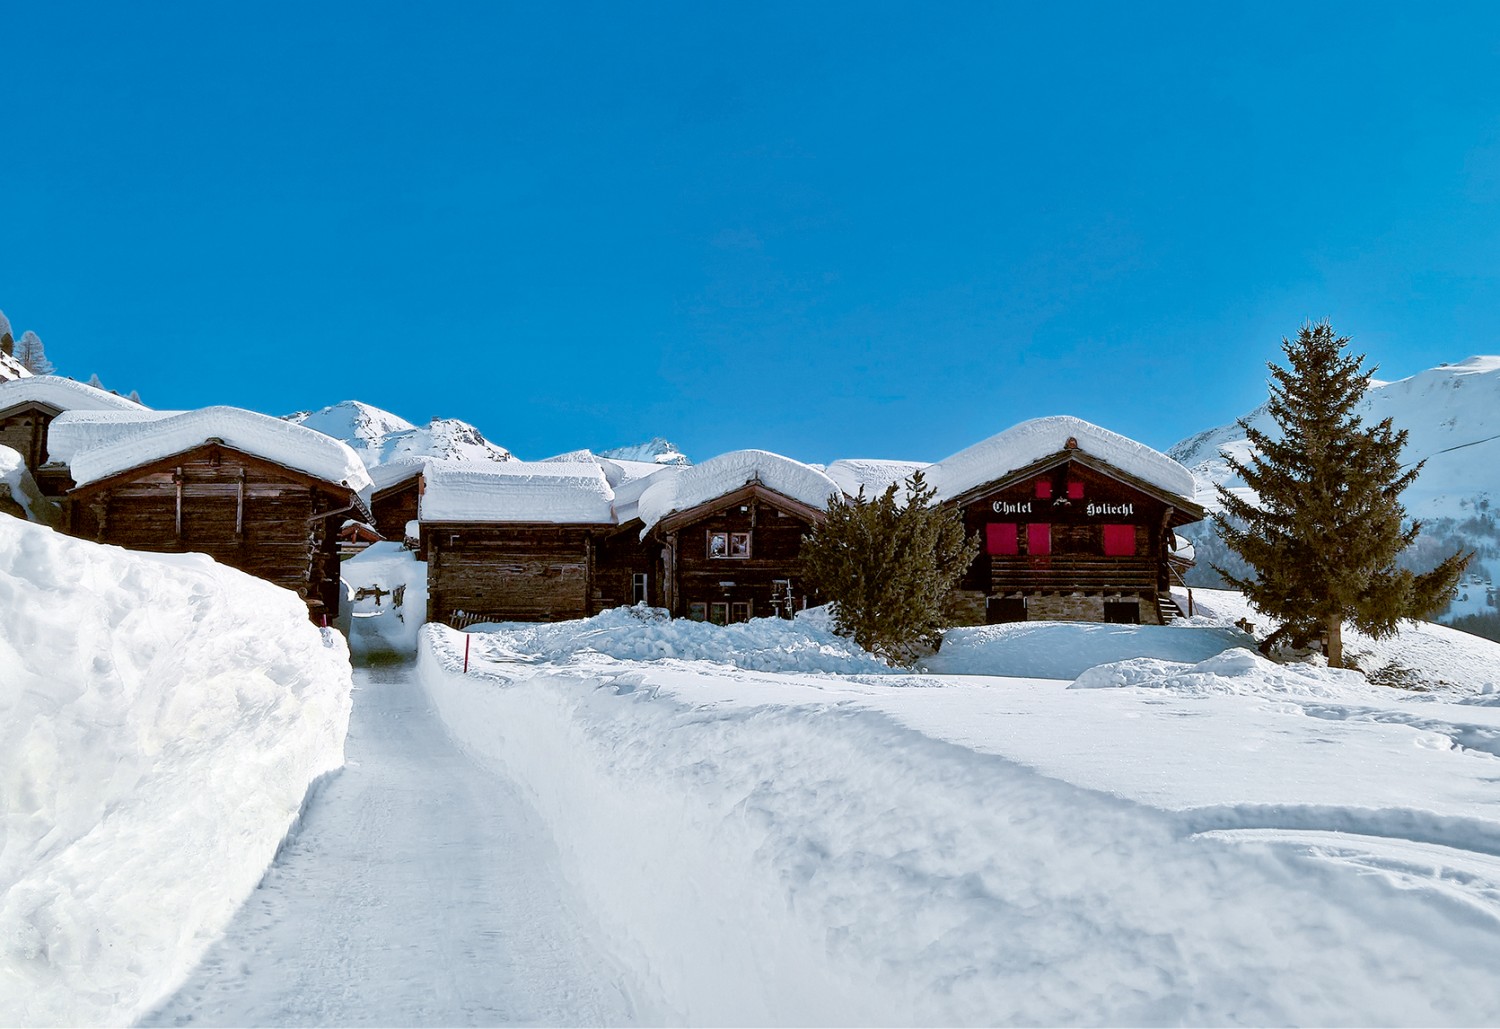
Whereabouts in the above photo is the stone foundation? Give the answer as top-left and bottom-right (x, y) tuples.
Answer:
(944, 590), (988, 627)
(942, 591), (1165, 627)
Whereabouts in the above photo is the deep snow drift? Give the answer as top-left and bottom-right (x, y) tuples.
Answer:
(420, 604), (1500, 1025)
(0, 519), (353, 1026)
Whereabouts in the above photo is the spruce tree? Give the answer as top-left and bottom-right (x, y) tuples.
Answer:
(1213, 322), (1470, 667)
(15, 330), (54, 375)
(799, 470), (977, 666)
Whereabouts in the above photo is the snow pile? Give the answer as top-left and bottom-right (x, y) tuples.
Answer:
(339, 541), (429, 654)
(0, 518), (353, 1026)
(636, 449), (841, 535)
(927, 415), (1198, 502)
(43, 408), (182, 465)
(420, 460), (614, 523)
(922, 621), (1253, 679)
(1071, 646), (1383, 698)
(69, 405), (373, 493)
(419, 627), (1500, 1025)
(466, 605), (891, 674)
(823, 457), (927, 499)
(0, 375), (142, 417)
(0, 445), (60, 527)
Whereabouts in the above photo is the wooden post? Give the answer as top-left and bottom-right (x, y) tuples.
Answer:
(463, 633), (471, 674)
(235, 468), (246, 538)
(174, 467), (183, 539)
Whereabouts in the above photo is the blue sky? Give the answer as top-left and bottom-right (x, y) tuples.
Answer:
(4, 3), (1499, 463)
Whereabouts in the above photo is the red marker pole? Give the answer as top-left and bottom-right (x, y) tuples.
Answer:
(463, 633), (471, 674)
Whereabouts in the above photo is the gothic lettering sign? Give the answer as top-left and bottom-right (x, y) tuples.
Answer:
(990, 500), (1033, 515)
(1086, 502), (1135, 517)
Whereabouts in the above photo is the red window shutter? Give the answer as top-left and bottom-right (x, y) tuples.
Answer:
(1027, 523), (1052, 556)
(1103, 524), (1136, 556)
(986, 523), (1019, 555)
(1068, 480), (1084, 499)
(1034, 480), (1052, 498)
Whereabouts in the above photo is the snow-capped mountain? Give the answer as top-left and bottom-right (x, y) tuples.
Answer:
(599, 437), (691, 466)
(286, 401), (513, 466)
(1170, 356), (1500, 620)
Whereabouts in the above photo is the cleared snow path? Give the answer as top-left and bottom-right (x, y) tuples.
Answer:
(142, 657), (638, 1027)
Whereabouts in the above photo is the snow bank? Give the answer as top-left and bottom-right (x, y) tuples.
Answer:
(921, 621), (1253, 679)
(339, 541), (429, 655)
(636, 449), (841, 535)
(419, 627), (1500, 1025)
(0, 519), (353, 1026)
(926, 415), (1197, 502)
(823, 458), (927, 499)
(1071, 647), (1385, 698)
(43, 408), (182, 465)
(0, 445), (60, 528)
(420, 460), (614, 523)
(0, 375), (141, 416)
(465, 604), (890, 674)
(69, 405), (373, 493)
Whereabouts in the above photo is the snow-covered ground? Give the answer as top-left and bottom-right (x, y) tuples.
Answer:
(417, 601), (1500, 1025)
(0, 519), (352, 1026)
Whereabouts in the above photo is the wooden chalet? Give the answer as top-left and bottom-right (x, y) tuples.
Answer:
(636, 451), (839, 624)
(0, 376), (142, 497)
(929, 416), (1205, 626)
(62, 407), (373, 622)
(367, 461), (425, 541)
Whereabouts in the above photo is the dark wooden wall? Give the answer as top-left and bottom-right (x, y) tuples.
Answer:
(426, 522), (614, 625)
(593, 524), (663, 611)
(370, 480), (420, 540)
(68, 445), (350, 619)
(0, 404), (55, 475)
(664, 498), (817, 621)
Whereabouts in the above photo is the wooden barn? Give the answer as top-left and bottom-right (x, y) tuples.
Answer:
(367, 460), (425, 542)
(0, 376), (144, 496)
(63, 406), (373, 621)
(635, 451), (839, 624)
(928, 416), (1204, 626)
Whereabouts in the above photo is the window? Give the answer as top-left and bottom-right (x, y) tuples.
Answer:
(1104, 599), (1140, 624)
(709, 602), (729, 625)
(1034, 480), (1052, 499)
(1067, 480), (1085, 499)
(986, 596), (1027, 623)
(730, 601), (751, 623)
(1102, 524), (1136, 556)
(986, 523), (1019, 555)
(1026, 523), (1052, 556)
(632, 573), (649, 604)
(688, 602), (708, 621)
(708, 530), (751, 559)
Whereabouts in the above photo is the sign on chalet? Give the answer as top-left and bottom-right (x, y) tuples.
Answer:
(62, 406), (373, 621)
(926, 416), (1205, 625)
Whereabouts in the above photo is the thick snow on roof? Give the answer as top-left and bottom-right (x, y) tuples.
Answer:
(824, 458), (928, 499)
(45, 409), (183, 465)
(367, 458), (427, 494)
(420, 460), (615, 523)
(0, 375), (142, 416)
(636, 450), (842, 535)
(69, 406), (373, 493)
(926, 416), (1196, 503)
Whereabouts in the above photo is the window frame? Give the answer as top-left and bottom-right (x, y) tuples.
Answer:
(707, 529), (752, 559)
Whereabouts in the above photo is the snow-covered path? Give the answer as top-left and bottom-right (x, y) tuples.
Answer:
(142, 656), (639, 1028)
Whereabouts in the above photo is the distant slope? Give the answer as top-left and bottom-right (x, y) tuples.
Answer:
(599, 437), (690, 466)
(1170, 356), (1500, 621)
(286, 401), (513, 466)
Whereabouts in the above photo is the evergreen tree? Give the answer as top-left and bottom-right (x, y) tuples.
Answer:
(0, 309), (11, 356)
(87, 372), (104, 389)
(1213, 322), (1470, 667)
(15, 330), (54, 375)
(799, 470), (977, 666)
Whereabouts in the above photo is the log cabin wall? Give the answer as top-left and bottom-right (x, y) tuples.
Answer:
(66, 443), (353, 620)
(592, 523), (664, 612)
(370, 479), (420, 540)
(949, 457), (1180, 626)
(425, 522), (614, 625)
(0, 403), (57, 477)
(661, 496), (819, 624)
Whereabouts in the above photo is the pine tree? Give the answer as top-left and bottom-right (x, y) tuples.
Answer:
(799, 470), (978, 666)
(1213, 322), (1470, 667)
(0, 309), (11, 356)
(14, 330), (54, 376)
(87, 372), (104, 389)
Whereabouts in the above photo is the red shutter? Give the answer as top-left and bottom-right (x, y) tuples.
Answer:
(986, 523), (1018, 555)
(1102, 524), (1136, 556)
(1034, 480), (1052, 498)
(1067, 480), (1084, 499)
(1027, 523), (1052, 556)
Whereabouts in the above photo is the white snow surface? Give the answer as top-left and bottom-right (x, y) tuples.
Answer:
(288, 400), (514, 467)
(920, 621), (1253, 679)
(43, 408), (182, 465)
(598, 437), (690, 466)
(338, 541), (429, 653)
(636, 449), (842, 536)
(0, 374), (141, 416)
(823, 458), (928, 499)
(0, 445), (60, 528)
(69, 405), (373, 493)
(0, 518), (353, 1026)
(927, 414), (1198, 502)
(420, 459), (615, 523)
(0, 349), (29, 383)
(420, 607), (1500, 1026)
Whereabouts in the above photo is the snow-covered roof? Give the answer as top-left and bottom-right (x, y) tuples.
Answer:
(45, 409), (183, 465)
(0, 375), (142, 416)
(824, 458), (929, 499)
(420, 460), (615, 523)
(367, 458), (427, 494)
(69, 406), (373, 494)
(925, 416), (1197, 503)
(636, 449), (842, 536)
